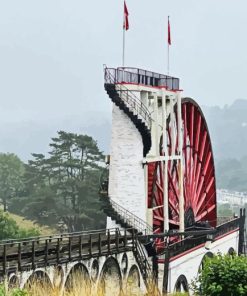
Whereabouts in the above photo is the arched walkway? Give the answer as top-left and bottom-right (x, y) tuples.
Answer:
(64, 263), (90, 295)
(91, 259), (99, 282)
(174, 274), (189, 293)
(53, 265), (64, 289)
(99, 257), (122, 296)
(199, 251), (214, 273)
(126, 265), (141, 295)
(228, 247), (235, 256)
(8, 274), (19, 289)
(24, 270), (53, 294)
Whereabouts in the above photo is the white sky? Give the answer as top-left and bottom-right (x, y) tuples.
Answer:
(0, 0), (247, 125)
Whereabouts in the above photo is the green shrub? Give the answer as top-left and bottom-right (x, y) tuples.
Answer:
(11, 289), (28, 296)
(0, 210), (40, 240)
(0, 285), (5, 296)
(192, 253), (247, 296)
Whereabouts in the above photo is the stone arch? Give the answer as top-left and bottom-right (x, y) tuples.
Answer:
(126, 265), (141, 295)
(53, 265), (64, 289)
(198, 251), (214, 276)
(174, 274), (189, 293)
(24, 270), (53, 291)
(91, 259), (99, 282)
(64, 263), (90, 294)
(98, 256), (122, 296)
(8, 274), (19, 289)
(120, 253), (128, 276)
(228, 247), (235, 256)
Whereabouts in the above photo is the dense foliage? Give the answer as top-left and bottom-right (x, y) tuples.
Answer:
(0, 210), (39, 240)
(3, 131), (107, 232)
(193, 254), (247, 296)
(0, 153), (24, 211)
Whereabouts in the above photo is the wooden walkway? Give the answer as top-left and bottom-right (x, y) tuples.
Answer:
(0, 228), (135, 276)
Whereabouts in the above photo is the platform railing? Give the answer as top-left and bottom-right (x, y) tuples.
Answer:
(104, 67), (152, 130)
(107, 67), (180, 90)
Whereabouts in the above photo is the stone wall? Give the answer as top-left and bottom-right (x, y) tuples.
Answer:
(108, 105), (146, 222)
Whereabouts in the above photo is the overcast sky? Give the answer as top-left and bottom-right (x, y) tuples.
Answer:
(0, 0), (247, 132)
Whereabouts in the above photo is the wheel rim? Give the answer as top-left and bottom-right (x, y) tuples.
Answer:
(148, 98), (217, 240)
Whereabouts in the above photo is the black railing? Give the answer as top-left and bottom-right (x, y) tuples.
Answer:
(99, 168), (152, 235)
(167, 217), (241, 259)
(105, 67), (180, 90)
(133, 237), (152, 284)
(109, 198), (153, 235)
(105, 67), (152, 130)
(215, 217), (240, 239)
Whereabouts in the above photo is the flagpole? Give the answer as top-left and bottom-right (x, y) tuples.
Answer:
(122, 22), (125, 67)
(167, 40), (169, 75)
(122, 1), (129, 68)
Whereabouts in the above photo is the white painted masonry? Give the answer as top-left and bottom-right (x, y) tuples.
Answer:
(166, 230), (239, 294)
(12, 251), (145, 294)
(108, 105), (146, 221)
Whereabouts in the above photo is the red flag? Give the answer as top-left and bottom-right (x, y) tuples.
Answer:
(168, 17), (171, 45)
(123, 1), (129, 31)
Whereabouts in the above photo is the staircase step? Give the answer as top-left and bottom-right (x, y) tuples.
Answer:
(105, 82), (152, 156)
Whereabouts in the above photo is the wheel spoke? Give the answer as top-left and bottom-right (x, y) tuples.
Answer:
(189, 105), (194, 146)
(149, 99), (216, 240)
(195, 204), (216, 222)
(197, 191), (216, 216)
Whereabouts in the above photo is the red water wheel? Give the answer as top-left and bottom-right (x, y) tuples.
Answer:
(147, 98), (217, 241)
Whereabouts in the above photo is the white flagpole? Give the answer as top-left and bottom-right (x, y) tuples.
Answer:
(122, 23), (125, 67)
(122, 0), (126, 67)
(167, 16), (170, 75)
(167, 42), (170, 75)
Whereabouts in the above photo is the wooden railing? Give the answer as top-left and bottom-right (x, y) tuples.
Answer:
(0, 228), (135, 276)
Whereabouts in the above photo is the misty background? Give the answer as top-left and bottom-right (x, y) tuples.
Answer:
(0, 0), (247, 187)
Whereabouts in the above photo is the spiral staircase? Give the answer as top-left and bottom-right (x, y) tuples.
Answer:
(104, 68), (152, 157)
(99, 177), (153, 286)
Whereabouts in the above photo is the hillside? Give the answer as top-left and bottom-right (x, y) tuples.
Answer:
(6, 211), (56, 236)
(203, 99), (247, 160)
(0, 99), (246, 193)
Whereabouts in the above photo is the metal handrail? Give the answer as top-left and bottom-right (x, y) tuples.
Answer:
(107, 66), (180, 90)
(104, 67), (152, 130)
(98, 166), (152, 235)
(166, 217), (241, 258)
(133, 237), (153, 282)
(109, 198), (153, 235)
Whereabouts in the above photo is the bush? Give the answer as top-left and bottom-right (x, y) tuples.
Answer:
(0, 285), (28, 296)
(0, 210), (40, 240)
(11, 290), (28, 296)
(193, 253), (247, 296)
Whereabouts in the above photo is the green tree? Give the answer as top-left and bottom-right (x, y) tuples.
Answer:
(193, 253), (247, 296)
(10, 131), (106, 232)
(0, 153), (24, 211)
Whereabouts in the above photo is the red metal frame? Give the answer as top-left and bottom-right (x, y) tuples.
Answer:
(148, 98), (217, 246)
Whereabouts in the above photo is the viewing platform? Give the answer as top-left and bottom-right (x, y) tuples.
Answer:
(104, 67), (180, 91)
